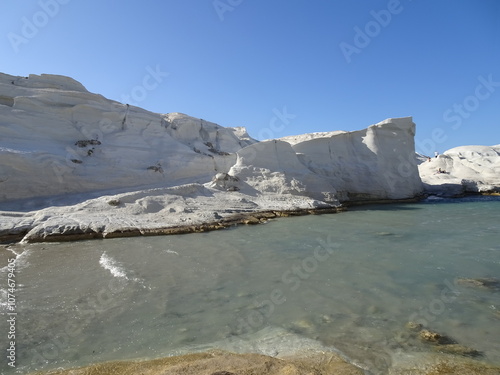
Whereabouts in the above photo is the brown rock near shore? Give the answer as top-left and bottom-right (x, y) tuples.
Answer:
(405, 360), (500, 375)
(419, 329), (456, 345)
(30, 350), (364, 375)
(30, 349), (500, 375)
(455, 277), (500, 291)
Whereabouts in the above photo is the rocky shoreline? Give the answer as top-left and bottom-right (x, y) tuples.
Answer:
(4, 191), (499, 244)
(1, 190), (446, 245)
(2, 192), (499, 244)
(0, 206), (342, 244)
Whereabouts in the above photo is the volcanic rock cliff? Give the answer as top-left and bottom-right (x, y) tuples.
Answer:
(0, 72), (424, 242)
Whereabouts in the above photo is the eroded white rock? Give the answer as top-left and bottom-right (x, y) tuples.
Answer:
(418, 145), (500, 196)
(0, 73), (253, 202)
(284, 117), (423, 201)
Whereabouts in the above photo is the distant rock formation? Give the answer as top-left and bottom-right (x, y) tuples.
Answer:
(418, 145), (500, 196)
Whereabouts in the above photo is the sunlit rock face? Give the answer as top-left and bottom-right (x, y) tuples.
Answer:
(282, 117), (423, 201)
(0, 73), (255, 202)
(418, 145), (500, 196)
(0, 73), (423, 203)
(1, 72), (425, 242)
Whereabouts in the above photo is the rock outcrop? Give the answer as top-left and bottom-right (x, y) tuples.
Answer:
(226, 139), (340, 203)
(418, 145), (500, 196)
(283, 118), (423, 201)
(0, 73), (255, 202)
(0, 72), (424, 242)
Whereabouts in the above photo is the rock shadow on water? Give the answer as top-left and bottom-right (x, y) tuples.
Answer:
(348, 203), (424, 212)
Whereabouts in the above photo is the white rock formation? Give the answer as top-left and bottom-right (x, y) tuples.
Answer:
(282, 118), (423, 201)
(418, 145), (500, 196)
(226, 139), (339, 202)
(0, 73), (254, 202)
(0, 72), (424, 241)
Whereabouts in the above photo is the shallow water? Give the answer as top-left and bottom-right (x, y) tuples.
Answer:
(1, 196), (500, 374)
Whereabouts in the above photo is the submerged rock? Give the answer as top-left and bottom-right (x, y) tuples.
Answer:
(404, 323), (483, 359)
(289, 318), (315, 334)
(390, 355), (500, 375)
(419, 329), (456, 345)
(405, 321), (423, 332)
(30, 350), (365, 375)
(434, 344), (482, 358)
(29, 349), (500, 375)
(455, 277), (500, 291)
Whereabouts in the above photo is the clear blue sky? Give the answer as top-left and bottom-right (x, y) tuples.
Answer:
(1, 0), (499, 154)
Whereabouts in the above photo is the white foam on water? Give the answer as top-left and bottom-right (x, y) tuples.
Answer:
(98, 252), (149, 289)
(99, 252), (129, 280)
(1, 247), (31, 273)
(0, 248), (30, 311)
(13, 248), (31, 269)
(163, 249), (179, 255)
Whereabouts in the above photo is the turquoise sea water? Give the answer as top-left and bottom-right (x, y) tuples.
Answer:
(1, 196), (500, 374)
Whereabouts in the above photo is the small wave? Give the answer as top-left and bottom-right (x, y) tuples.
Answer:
(13, 248), (31, 269)
(0, 248), (31, 274)
(164, 249), (179, 255)
(99, 252), (129, 280)
(98, 252), (148, 288)
(0, 248), (30, 310)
